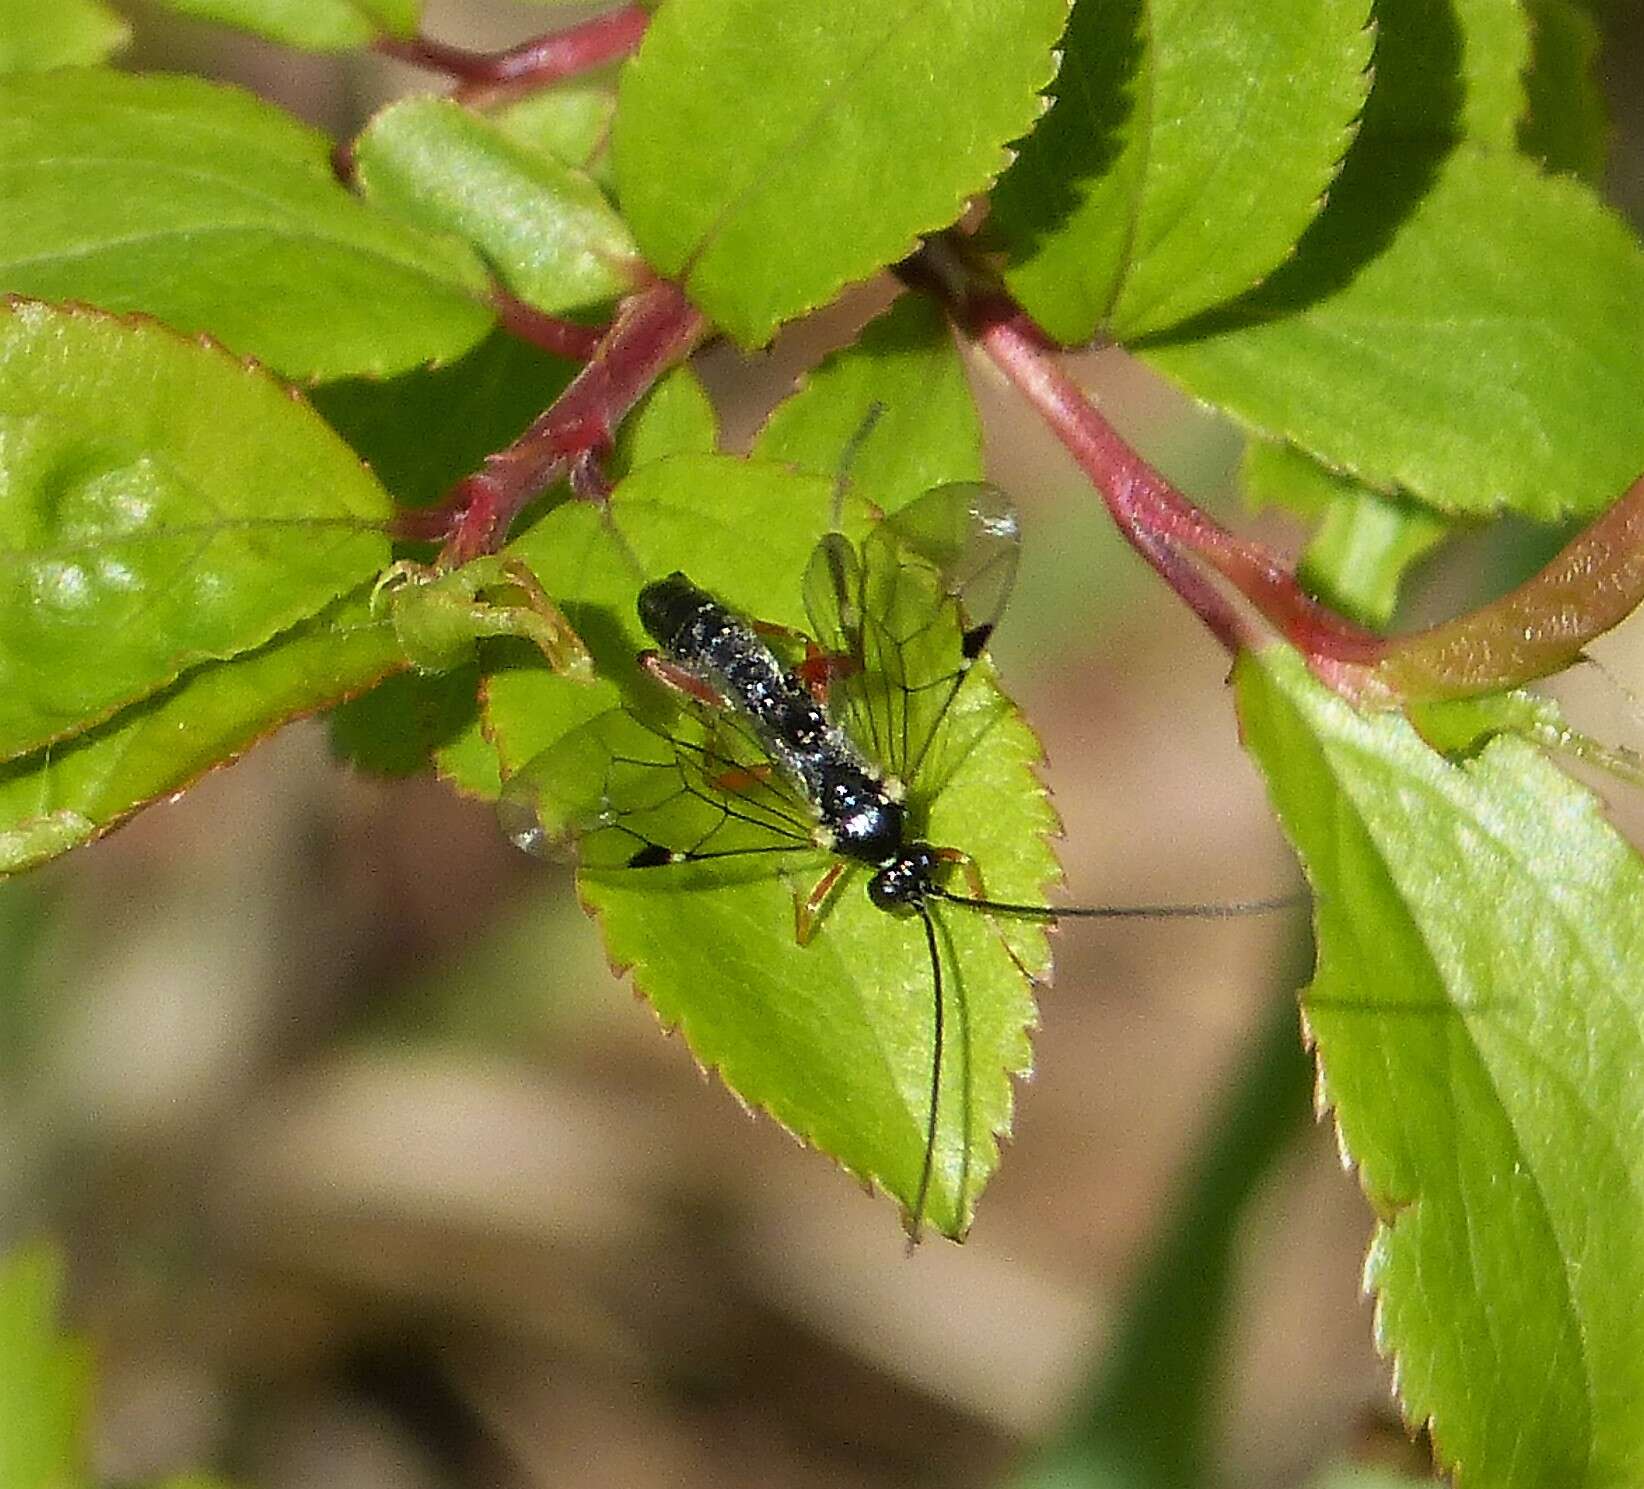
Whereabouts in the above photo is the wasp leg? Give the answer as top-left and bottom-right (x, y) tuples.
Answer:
(711, 763), (775, 794)
(934, 847), (1040, 983)
(795, 861), (851, 945)
(640, 651), (727, 708)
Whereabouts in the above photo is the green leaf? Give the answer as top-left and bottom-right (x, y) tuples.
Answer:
(0, 0), (127, 72)
(489, 455), (1057, 1236)
(494, 84), (619, 188)
(146, 0), (419, 51)
(607, 366), (719, 478)
(1237, 645), (1644, 1489)
(328, 366), (714, 795)
(0, 300), (392, 762)
(1521, 0), (1606, 181)
(0, 589), (404, 875)
(1143, 146), (1644, 521)
(613, 0), (1069, 347)
(984, 0), (1373, 344)
(1242, 440), (1449, 629)
(753, 294), (983, 510)
(355, 96), (641, 317)
(311, 329), (577, 510)
(329, 663), (484, 780)
(1356, 0), (1530, 149)
(0, 1246), (90, 1489)
(0, 70), (493, 380)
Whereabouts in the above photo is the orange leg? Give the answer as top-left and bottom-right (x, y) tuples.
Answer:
(934, 848), (1039, 983)
(794, 861), (851, 944)
(711, 763), (774, 794)
(641, 650), (726, 708)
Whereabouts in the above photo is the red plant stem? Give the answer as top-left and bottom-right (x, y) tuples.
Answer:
(908, 242), (1384, 665)
(376, 5), (648, 92)
(410, 278), (705, 562)
(491, 290), (606, 361)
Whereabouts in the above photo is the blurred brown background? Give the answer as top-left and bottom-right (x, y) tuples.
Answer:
(4, 3), (1641, 1486)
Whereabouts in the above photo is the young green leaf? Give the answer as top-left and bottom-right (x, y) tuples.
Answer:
(0, 1246), (90, 1489)
(614, 0), (1069, 347)
(0, 70), (492, 379)
(1144, 147), (1644, 522)
(488, 456), (1056, 1236)
(0, 0), (127, 72)
(0, 590), (404, 875)
(495, 84), (619, 188)
(1242, 440), (1449, 630)
(146, 0), (419, 51)
(1237, 645), (1644, 1489)
(0, 300), (392, 762)
(753, 294), (984, 510)
(354, 97), (642, 317)
(985, 0), (1373, 343)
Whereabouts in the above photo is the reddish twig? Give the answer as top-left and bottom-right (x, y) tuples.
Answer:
(909, 239), (1384, 667)
(401, 278), (706, 562)
(376, 5), (649, 102)
(491, 290), (606, 361)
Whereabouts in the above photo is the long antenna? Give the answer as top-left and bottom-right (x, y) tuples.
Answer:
(908, 902), (944, 1249)
(931, 888), (1307, 921)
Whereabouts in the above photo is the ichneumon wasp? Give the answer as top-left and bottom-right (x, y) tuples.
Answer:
(501, 470), (1293, 1242)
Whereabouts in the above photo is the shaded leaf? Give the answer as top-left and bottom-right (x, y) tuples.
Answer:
(0, 0), (127, 72)
(0, 590), (404, 875)
(355, 96), (641, 316)
(488, 455), (1056, 1235)
(0, 70), (492, 379)
(614, 0), (1069, 346)
(0, 300), (391, 762)
(1356, 0), (1529, 149)
(985, 0), (1373, 342)
(1521, 0), (1606, 181)
(0, 1246), (90, 1489)
(311, 328), (577, 510)
(1237, 645), (1644, 1489)
(753, 293), (983, 511)
(147, 0), (419, 50)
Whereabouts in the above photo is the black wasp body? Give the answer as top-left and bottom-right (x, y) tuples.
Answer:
(637, 572), (941, 911)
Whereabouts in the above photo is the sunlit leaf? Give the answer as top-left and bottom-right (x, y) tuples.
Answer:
(0, 300), (391, 762)
(1238, 645), (1644, 1488)
(1145, 147), (1644, 521)
(754, 294), (983, 511)
(614, 0), (1069, 346)
(986, 0), (1373, 342)
(0, 590), (403, 875)
(0, 0), (127, 72)
(355, 96), (641, 317)
(0, 70), (492, 379)
(488, 455), (1056, 1235)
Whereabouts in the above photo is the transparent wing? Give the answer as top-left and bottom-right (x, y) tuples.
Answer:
(501, 704), (827, 884)
(804, 481), (1020, 789)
